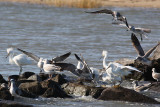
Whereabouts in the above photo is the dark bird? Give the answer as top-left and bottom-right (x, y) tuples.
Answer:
(131, 33), (160, 66)
(86, 9), (127, 23)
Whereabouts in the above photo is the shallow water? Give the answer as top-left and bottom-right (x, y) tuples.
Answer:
(0, 2), (160, 107)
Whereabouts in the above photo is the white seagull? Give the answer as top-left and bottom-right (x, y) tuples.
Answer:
(86, 9), (127, 24)
(131, 33), (160, 66)
(101, 50), (141, 86)
(6, 47), (36, 75)
(152, 68), (160, 83)
(17, 48), (71, 73)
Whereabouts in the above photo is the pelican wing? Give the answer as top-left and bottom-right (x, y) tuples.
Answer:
(131, 33), (145, 56)
(17, 48), (40, 62)
(52, 52), (71, 63)
(143, 42), (160, 58)
(85, 9), (113, 15)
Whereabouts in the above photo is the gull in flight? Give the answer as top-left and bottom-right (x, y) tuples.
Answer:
(6, 47), (36, 75)
(124, 18), (151, 41)
(17, 48), (71, 73)
(152, 68), (160, 84)
(132, 80), (152, 92)
(131, 33), (160, 66)
(86, 9), (127, 24)
(101, 50), (141, 86)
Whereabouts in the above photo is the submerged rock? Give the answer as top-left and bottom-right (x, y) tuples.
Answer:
(98, 87), (160, 104)
(62, 82), (105, 98)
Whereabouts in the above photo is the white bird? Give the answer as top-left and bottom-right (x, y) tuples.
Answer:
(101, 50), (141, 86)
(152, 68), (160, 83)
(86, 9), (127, 24)
(6, 48), (36, 75)
(17, 48), (71, 73)
(132, 80), (152, 92)
(9, 79), (22, 97)
(131, 33), (160, 66)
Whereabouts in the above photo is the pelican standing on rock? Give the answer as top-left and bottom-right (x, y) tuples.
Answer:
(6, 48), (36, 75)
(86, 9), (127, 24)
(131, 33), (160, 66)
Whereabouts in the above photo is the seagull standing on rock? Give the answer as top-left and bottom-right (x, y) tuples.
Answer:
(152, 68), (160, 83)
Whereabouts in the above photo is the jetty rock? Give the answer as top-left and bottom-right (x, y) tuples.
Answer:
(148, 82), (160, 92)
(0, 74), (7, 84)
(0, 99), (32, 107)
(98, 86), (160, 104)
(62, 82), (105, 99)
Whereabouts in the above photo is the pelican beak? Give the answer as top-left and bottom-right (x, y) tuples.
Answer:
(6, 53), (10, 58)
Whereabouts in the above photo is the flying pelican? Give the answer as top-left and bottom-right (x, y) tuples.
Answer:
(101, 50), (141, 86)
(131, 33), (160, 66)
(152, 68), (160, 83)
(86, 9), (127, 24)
(17, 48), (71, 73)
(132, 80), (152, 92)
(6, 47), (36, 75)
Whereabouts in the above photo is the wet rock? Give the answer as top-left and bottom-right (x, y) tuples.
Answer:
(19, 81), (44, 95)
(0, 74), (7, 83)
(20, 72), (35, 79)
(98, 87), (160, 104)
(62, 82), (105, 98)
(0, 89), (14, 100)
(27, 74), (42, 82)
(0, 100), (32, 107)
(39, 73), (49, 81)
(8, 75), (19, 81)
(51, 74), (68, 85)
(41, 80), (71, 98)
(149, 82), (160, 92)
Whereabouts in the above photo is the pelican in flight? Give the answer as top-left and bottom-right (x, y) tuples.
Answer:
(6, 47), (36, 75)
(17, 48), (71, 73)
(152, 68), (160, 83)
(101, 50), (141, 86)
(131, 33), (160, 66)
(86, 9), (127, 24)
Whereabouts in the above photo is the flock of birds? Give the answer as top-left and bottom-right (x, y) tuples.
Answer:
(4, 9), (160, 97)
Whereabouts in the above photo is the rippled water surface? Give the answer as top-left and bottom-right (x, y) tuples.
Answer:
(0, 2), (160, 107)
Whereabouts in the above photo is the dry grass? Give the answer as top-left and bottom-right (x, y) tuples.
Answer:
(0, 0), (102, 8)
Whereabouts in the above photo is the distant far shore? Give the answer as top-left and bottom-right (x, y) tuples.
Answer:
(0, 0), (160, 8)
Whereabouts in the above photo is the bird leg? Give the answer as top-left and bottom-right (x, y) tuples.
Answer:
(140, 34), (143, 41)
(19, 67), (22, 76)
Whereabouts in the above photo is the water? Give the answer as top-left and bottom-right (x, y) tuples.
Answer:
(0, 2), (160, 106)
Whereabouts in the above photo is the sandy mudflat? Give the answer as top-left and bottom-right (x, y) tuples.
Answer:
(0, 0), (159, 8)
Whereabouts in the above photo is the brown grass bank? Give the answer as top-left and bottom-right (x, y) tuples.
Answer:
(0, 0), (160, 8)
